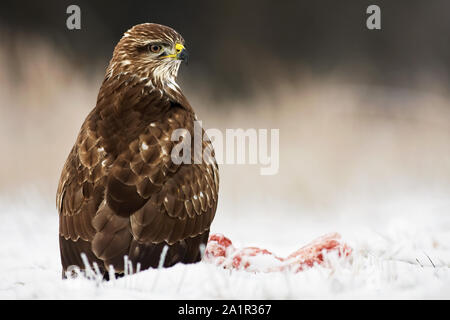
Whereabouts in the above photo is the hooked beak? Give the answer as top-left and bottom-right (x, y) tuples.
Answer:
(177, 47), (189, 63)
(162, 43), (189, 63)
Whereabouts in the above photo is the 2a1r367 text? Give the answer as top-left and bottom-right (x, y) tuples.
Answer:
(222, 304), (271, 315)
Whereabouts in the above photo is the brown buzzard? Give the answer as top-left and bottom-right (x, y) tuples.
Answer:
(57, 23), (219, 278)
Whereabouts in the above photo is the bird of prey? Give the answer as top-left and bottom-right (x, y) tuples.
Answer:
(57, 23), (219, 278)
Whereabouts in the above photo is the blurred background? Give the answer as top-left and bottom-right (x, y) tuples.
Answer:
(0, 0), (449, 237)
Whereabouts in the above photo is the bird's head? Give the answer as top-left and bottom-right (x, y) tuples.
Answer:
(106, 23), (188, 88)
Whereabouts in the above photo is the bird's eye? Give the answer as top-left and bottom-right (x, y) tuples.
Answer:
(149, 45), (162, 53)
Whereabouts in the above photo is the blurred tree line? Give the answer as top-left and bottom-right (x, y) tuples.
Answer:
(0, 0), (449, 99)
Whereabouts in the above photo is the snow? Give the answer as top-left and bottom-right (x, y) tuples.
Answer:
(0, 189), (450, 299)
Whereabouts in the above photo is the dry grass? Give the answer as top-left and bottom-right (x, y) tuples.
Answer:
(1, 37), (450, 216)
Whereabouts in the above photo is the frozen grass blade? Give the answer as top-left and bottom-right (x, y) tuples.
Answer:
(108, 265), (116, 281)
(152, 245), (169, 291)
(80, 253), (103, 283)
(123, 255), (129, 276)
(416, 258), (424, 268)
(424, 252), (436, 268)
(199, 243), (206, 260)
(158, 245), (169, 269)
(136, 262), (141, 274)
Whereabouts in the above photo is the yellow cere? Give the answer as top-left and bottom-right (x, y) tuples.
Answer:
(175, 43), (185, 53)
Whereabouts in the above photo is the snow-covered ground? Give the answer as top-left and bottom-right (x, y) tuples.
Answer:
(1, 189), (449, 299)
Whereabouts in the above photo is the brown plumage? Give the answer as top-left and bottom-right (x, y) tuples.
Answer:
(57, 23), (219, 278)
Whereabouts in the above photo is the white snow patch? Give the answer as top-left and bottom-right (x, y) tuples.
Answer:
(0, 190), (450, 299)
